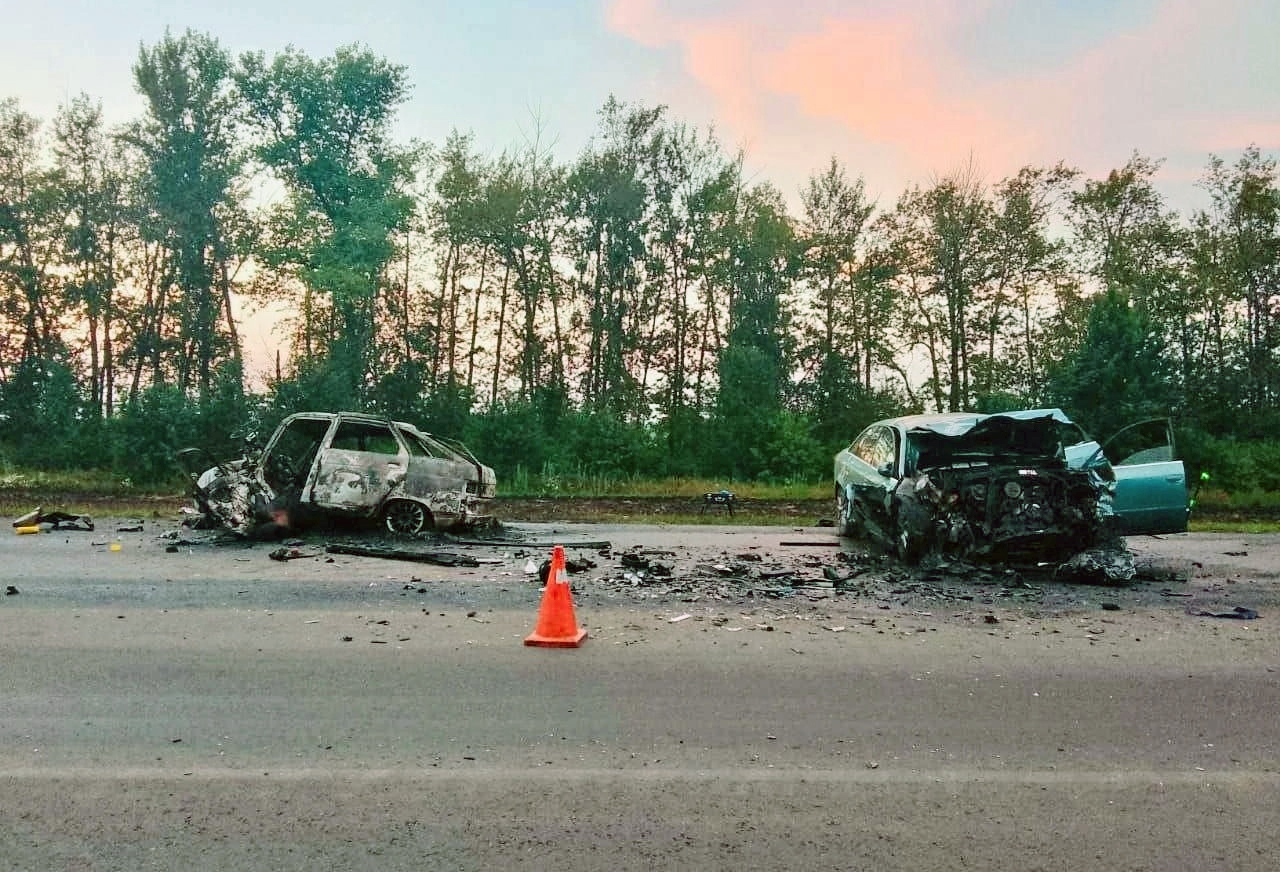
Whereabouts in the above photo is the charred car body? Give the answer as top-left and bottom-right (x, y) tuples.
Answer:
(180, 412), (496, 536)
(833, 410), (1188, 563)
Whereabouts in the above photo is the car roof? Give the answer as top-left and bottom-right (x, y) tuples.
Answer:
(877, 408), (1073, 437)
(284, 411), (422, 431)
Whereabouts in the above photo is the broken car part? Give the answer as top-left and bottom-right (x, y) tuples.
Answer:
(12, 507), (95, 532)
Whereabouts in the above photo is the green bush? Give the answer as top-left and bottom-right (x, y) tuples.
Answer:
(1178, 429), (1280, 495)
(109, 385), (202, 485)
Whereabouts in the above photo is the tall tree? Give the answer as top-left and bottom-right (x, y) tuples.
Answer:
(1049, 286), (1174, 432)
(794, 157), (897, 442)
(130, 29), (243, 397)
(0, 99), (66, 370)
(1196, 146), (1280, 421)
(0, 98), (81, 459)
(885, 162), (994, 411)
(52, 94), (130, 416)
(976, 163), (1078, 405)
(566, 97), (663, 419)
(644, 119), (732, 462)
(237, 43), (419, 402)
(479, 141), (567, 403)
(712, 181), (798, 477)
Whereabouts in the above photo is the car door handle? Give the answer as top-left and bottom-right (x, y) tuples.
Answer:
(1166, 475), (1184, 483)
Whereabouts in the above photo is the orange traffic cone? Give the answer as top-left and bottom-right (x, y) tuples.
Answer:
(524, 544), (588, 648)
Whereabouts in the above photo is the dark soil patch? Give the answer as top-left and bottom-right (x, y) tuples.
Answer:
(492, 496), (831, 524)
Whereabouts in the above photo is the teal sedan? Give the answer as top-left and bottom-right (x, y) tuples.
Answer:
(833, 410), (1188, 562)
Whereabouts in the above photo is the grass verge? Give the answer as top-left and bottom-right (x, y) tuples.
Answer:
(1, 474), (1277, 532)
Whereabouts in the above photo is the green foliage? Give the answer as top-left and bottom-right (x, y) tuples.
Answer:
(195, 360), (256, 457)
(562, 408), (659, 478)
(418, 375), (475, 440)
(8, 72), (1280, 498)
(368, 358), (431, 424)
(268, 356), (363, 418)
(1047, 286), (1175, 433)
(463, 400), (554, 479)
(131, 29), (242, 397)
(1175, 427), (1280, 496)
(711, 344), (780, 478)
(236, 43), (419, 392)
(0, 358), (91, 468)
(750, 411), (828, 483)
(792, 350), (906, 450)
(109, 384), (200, 484)
(974, 391), (1036, 414)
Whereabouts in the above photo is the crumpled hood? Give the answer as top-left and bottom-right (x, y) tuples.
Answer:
(909, 414), (1065, 472)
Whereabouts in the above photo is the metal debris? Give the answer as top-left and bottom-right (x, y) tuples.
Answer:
(12, 507), (95, 532)
(325, 542), (483, 567)
(1055, 545), (1137, 584)
(1186, 605), (1259, 620)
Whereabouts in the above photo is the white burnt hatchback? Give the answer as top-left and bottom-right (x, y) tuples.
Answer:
(180, 412), (496, 536)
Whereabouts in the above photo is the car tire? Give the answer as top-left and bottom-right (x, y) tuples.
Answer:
(891, 491), (932, 563)
(384, 500), (430, 535)
(835, 486), (858, 537)
(895, 527), (924, 563)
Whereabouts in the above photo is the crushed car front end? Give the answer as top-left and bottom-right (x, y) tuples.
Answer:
(835, 410), (1126, 564)
(894, 455), (1110, 562)
(897, 412), (1115, 561)
(178, 449), (268, 536)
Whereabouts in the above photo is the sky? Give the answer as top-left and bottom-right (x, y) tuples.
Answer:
(6, 0), (1279, 213)
(4, 0), (1278, 374)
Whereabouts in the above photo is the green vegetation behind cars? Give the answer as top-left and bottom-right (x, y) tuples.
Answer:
(1, 468), (1277, 532)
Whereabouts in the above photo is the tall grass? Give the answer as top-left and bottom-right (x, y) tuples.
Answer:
(500, 463), (829, 500)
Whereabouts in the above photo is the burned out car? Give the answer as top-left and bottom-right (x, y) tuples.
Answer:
(180, 412), (496, 536)
(833, 410), (1188, 563)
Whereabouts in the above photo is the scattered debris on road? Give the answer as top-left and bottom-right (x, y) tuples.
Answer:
(325, 542), (487, 566)
(12, 507), (95, 532)
(136, 511), (1214, 619)
(1186, 605), (1259, 620)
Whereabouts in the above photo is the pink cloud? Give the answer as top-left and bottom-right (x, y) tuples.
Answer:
(606, 0), (766, 138)
(604, 0), (669, 48)
(762, 12), (1037, 180)
(1176, 119), (1280, 154)
(604, 0), (1273, 199)
(605, 1), (1043, 185)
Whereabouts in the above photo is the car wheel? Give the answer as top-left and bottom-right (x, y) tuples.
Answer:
(895, 527), (923, 563)
(835, 487), (858, 537)
(384, 500), (429, 535)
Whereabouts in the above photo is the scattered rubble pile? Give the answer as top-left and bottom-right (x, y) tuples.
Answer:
(159, 515), (1202, 614)
(576, 544), (1185, 610)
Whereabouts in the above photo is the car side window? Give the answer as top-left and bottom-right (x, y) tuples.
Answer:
(854, 426), (896, 472)
(405, 433), (441, 458)
(330, 421), (402, 456)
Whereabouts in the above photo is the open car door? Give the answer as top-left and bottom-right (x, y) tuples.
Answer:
(1105, 418), (1189, 535)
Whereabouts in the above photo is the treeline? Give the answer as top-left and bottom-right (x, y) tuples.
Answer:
(1, 30), (1278, 491)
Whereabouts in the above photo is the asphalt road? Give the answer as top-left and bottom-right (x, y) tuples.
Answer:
(3, 522), (1278, 871)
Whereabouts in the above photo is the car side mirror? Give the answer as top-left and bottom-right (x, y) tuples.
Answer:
(877, 462), (894, 478)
